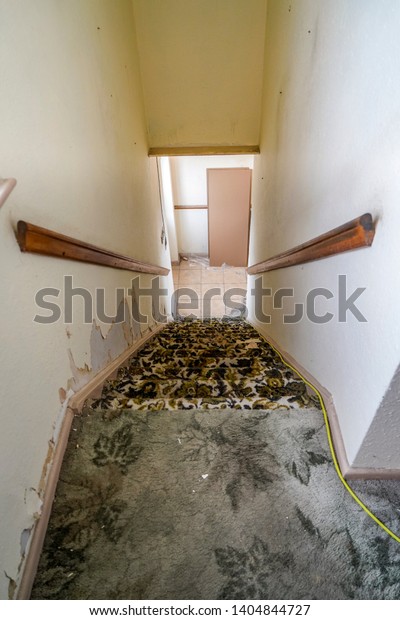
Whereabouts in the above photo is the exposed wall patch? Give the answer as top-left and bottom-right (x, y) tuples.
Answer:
(5, 572), (17, 600)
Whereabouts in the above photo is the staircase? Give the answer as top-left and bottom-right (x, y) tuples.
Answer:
(90, 318), (318, 412)
(30, 317), (400, 601)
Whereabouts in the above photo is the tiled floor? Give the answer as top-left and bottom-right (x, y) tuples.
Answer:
(172, 256), (247, 318)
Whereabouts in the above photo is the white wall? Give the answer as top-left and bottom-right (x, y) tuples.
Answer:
(175, 210), (209, 255)
(170, 155), (254, 256)
(248, 0), (400, 468)
(132, 0), (267, 148)
(158, 158), (179, 263)
(170, 155), (254, 205)
(0, 0), (171, 599)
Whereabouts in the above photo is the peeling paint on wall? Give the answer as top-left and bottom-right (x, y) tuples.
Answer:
(24, 488), (42, 518)
(37, 441), (55, 499)
(59, 387), (67, 404)
(67, 299), (135, 393)
(13, 293), (168, 597)
(5, 572), (17, 600)
(20, 528), (33, 558)
(67, 352), (91, 393)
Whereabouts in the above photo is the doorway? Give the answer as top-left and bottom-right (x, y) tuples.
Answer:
(165, 154), (254, 264)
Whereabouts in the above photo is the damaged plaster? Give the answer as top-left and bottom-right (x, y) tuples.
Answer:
(67, 299), (139, 393)
(11, 292), (169, 597)
(5, 572), (17, 600)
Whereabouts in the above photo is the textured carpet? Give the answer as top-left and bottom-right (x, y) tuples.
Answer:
(31, 319), (400, 599)
(31, 406), (400, 599)
(91, 319), (320, 411)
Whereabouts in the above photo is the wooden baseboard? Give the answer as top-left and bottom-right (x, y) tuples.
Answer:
(16, 407), (75, 600)
(249, 322), (400, 481)
(16, 323), (166, 600)
(344, 466), (400, 480)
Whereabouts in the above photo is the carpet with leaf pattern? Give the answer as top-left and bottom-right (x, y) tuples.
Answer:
(31, 319), (400, 599)
(90, 319), (320, 412)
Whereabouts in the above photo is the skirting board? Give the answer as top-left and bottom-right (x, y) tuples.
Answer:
(16, 323), (166, 600)
(249, 322), (400, 481)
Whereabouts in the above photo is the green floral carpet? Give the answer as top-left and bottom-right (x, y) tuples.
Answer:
(31, 319), (400, 599)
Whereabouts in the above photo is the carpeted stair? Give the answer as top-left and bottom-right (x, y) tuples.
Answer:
(90, 318), (320, 411)
(30, 319), (400, 600)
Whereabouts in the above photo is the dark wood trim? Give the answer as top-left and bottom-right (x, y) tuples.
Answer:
(247, 213), (375, 275)
(148, 145), (260, 157)
(16, 221), (170, 276)
(174, 205), (208, 210)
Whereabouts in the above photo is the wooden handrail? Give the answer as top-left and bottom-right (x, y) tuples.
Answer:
(247, 213), (375, 275)
(0, 178), (17, 209)
(16, 221), (170, 276)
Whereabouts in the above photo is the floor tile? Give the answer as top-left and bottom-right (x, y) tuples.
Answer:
(176, 307), (202, 319)
(224, 282), (247, 295)
(175, 283), (202, 296)
(224, 266), (246, 276)
(224, 273), (248, 287)
(202, 297), (226, 318)
(179, 269), (202, 285)
(178, 259), (201, 271)
(202, 268), (225, 284)
(202, 283), (225, 298)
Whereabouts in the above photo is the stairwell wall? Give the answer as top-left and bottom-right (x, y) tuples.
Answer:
(248, 0), (400, 469)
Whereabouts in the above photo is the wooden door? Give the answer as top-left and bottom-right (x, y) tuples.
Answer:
(207, 168), (251, 266)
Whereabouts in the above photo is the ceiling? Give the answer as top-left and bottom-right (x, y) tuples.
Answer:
(132, 0), (267, 150)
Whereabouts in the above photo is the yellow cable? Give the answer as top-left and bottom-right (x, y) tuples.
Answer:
(264, 336), (400, 544)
